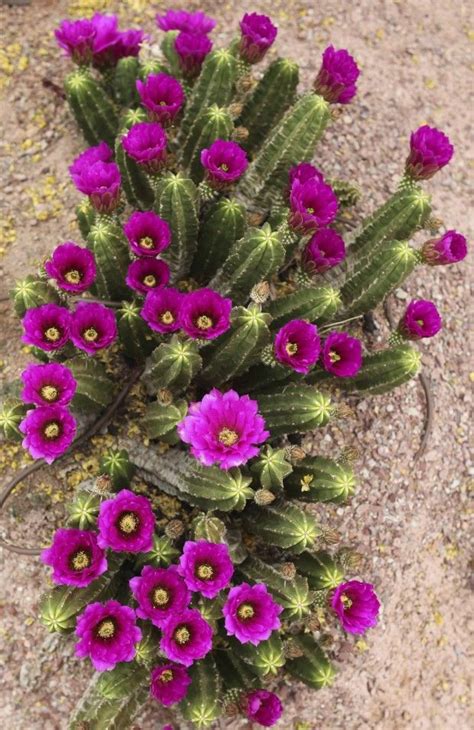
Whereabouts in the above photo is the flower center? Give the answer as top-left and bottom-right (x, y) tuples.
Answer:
(160, 669), (174, 683)
(151, 586), (170, 607)
(117, 511), (140, 535)
(160, 310), (175, 325)
(174, 626), (191, 645)
(196, 563), (214, 580)
(95, 618), (116, 640)
(143, 274), (157, 287)
(341, 594), (353, 609)
(159, 100), (167, 106)
(218, 428), (239, 447)
(196, 314), (213, 330)
(44, 326), (61, 342)
(139, 236), (155, 250)
(329, 350), (341, 363)
(415, 318), (425, 327)
(83, 327), (99, 342)
(306, 206), (315, 214)
(44, 421), (60, 440)
(285, 342), (298, 356)
(237, 603), (255, 620)
(40, 385), (59, 402)
(64, 269), (82, 284)
(219, 163), (229, 171)
(70, 548), (91, 571)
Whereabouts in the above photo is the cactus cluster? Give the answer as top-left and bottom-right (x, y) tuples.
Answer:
(1, 8), (468, 730)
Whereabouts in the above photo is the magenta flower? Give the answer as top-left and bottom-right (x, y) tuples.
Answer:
(201, 140), (249, 187)
(288, 162), (325, 191)
(20, 405), (76, 464)
(55, 18), (96, 64)
(97, 489), (155, 553)
(245, 690), (283, 727)
(160, 608), (213, 667)
(21, 363), (76, 407)
(178, 389), (269, 469)
(321, 332), (362, 377)
(122, 122), (168, 174)
(45, 242), (96, 294)
(175, 32), (212, 77)
(406, 125), (454, 180)
(223, 583), (282, 645)
(303, 228), (346, 274)
(22, 303), (71, 352)
(124, 211), (171, 258)
(178, 540), (234, 599)
(141, 287), (183, 334)
(422, 229), (467, 266)
(239, 13), (278, 64)
(150, 663), (192, 707)
(71, 160), (121, 213)
(179, 288), (232, 340)
(274, 320), (321, 374)
(126, 258), (170, 295)
(156, 9), (216, 34)
(89, 14), (144, 69)
(331, 580), (380, 634)
(289, 178), (338, 233)
(41, 528), (107, 587)
(70, 302), (117, 356)
(70, 142), (113, 181)
(400, 299), (442, 340)
(129, 566), (190, 628)
(117, 28), (145, 61)
(313, 45), (360, 104)
(75, 600), (142, 671)
(137, 73), (185, 125)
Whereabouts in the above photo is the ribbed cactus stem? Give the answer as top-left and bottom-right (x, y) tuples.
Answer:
(191, 197), (246, 281)
(180, 656), (222, 728)
(250, 445), (293, 491)
(154, 172), (199, 281)
(113, 56), (141, 106)
(243, 500), (321, 554)
(230, 632), (285, 676)
(284, 455), (356, 503)
(87, 216), (131, 301)
(116, 110), (155, 209)
(295, 550), (345, 590)
(237, 555), (312, 620)
(68, 356), (116, 414)
(11, 275), (60, 318)
(0, 399), (27, 441)
(179, 104), (234, 181)
(145, 336), (202, 392)
(117, 300), (158, 362)
(64, 68), (119, 147)
(75, 200), (96, 242)
(286, 634), (336, 689)
(100, 448), (135, 489)
(265, 285), (341, 330)
(143, 399), (188, 443)
(257, 384), (333, 436)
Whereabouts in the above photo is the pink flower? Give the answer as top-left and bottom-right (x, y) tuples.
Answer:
(175, 32), (212, 77)
(223, 583), (282, 645)
(20, 405), (76, 464)
(97, 489), (155, 553)
(21, 363), (76, 407)
(75, 600), (142, 671)
(150, 663), (192, 707)
(22, 304), (71, 352)
(303, 229), (346, 273)
(136, 72), (185, 125)
(160, 609), (213, 666)
(239, 13), (277, 64)
(399, 299), (442, 340)
(321, 332), (362, 377)
(45, 242), (96, 293)
(313, 45), (360, 104)
(289, 178), (338, 233)
(41, 528), (107, 587)
(126, 258), (170, 294)
(200, 140), (248, 187)
(179, 288), (232, 340)
(178, 540), (234, 598)
(70, 302), (117, 356)
(406, 125), (454, 180)
(274, 320), (321, 374)
(129, 566), (190, 628)
(141, 287), (183, 334)
(331, 580), (380, 634)
(422, 230), (467, 266)
(244, 690), (283, 727)
(124, 211), (171, 257)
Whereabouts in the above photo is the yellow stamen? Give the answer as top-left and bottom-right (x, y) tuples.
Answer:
(306, 206), (315, 214)
(139, 236), (155, 250)
(83, 327), (98, 342)
(65, 269), (82, 284)
(196, 314), (213, 330)
(219, 163), (229, 171)
(40, 385), (59, 402)
(160, 310), (174, 325)
(44, 422), (60, 439)
(218, 428), (239, 447)
(285, 342), (298, 356)
(118, 511), (139, 535)
(174, 626), (190, 645)
(71, 549), (91, 571)
(143, 274), (157, 287)
(341, 594), (353, 609)
(196, 563), (214, 580)
(152, 587), (170, 607)
(160, 669), (174, 682)
(237, 603), (255, 620)
(45, 327), (60, 342)
(96, 619), (116, 639)
(329, 350), (341, 363)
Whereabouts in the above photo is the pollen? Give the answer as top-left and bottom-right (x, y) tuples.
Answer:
(44, 326), (60, 342)
(143, 274), (157, 287)
(152, 587), (170, 607)
(341, 594), (353, 609)
(285, 342), (298, 356)
(96, 618), (116, 640)
(329, 350), (341, 363)
(70, 549), (91, 571)
(160, 669), (174, 682)
(160, 310), (175, 325)
(64, 269), (82, 284)
(139, 236), (155, 250)
(237, 603), (255, 620)
(83, 327), (99, 342)
(40, 385), (59, 402)
(44, 422), (60, 439)
(196, 314), (213, 330)
(219, 163), (229, 171)
(118, 511), (140, 535)
(174, 626), (191, 645)
(218, 428), (239, 447)
(196, 563), (214, 580)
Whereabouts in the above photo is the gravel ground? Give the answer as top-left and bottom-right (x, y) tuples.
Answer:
(0, 1), (473, 729)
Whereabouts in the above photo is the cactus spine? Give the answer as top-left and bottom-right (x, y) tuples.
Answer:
(75, 200), (96, 242)
(286, 634), (336, 689)
(295, 550), (345, 590)
(113, 57), (141, 107)
(64, 68), (119, 147)
(87, 217), (131, 301)
(69, 669), (148, 730)
(11, 275), (60, 318)
(154, 172), (199, 280)
(257, 384), (333, 436)
(237, 556), (312, 620)
(68, 356), (116, 413)
(284, 455), (356, 503)
(180, 656), (222, 728)
(244, 500), (320, 553)
(100, 448), (135, 489)
(230, 632), (285, 676)
(251, 446), (293, 491)
(191, 197), (246, 282)
(143, 398), (188, 443)
(117, 300), (157, 362)
(145, 336), (202, 392)
(265, 285), (341, 330)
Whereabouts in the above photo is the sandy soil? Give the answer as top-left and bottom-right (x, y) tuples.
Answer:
(0, 1), (473, 729)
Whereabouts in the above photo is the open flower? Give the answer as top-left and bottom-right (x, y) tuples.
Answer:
(97, 489), (155, 553)
(70, 302), (117, 355)
(41, 528), (107, 587)
(122, 122), (167, 174)
(21, 363), (76, 407)
(313, 45), (360, 104)
(150, 663), (192, 707)
(331, 580), (380, 634)
(72, 160), (121, 213)
(178, 389), (269, 469)
(156, 9), (216, 34)
(126, 258), (170, 295)
(129, 566), (190, 628)
(69, 142), (113, 181)
(124, 211), (171, 257)
(289, 178), (338, 233)
(406, 125), (454, 180)
(137, 72), (185, 125)
(22, 303), (71, 351)
(179, 288), (232, 340)
(303, 228), (346, 273)
(175, 32), (212, 77)
(201, 140), (248, 187)
(45, 242), (96, 293)
(20, 405), (76, 464)
(399, 299), (442, 340)
(223, 583), (283, 645)
(55, 18), (96, 64)
(178, 540), (234, 599)
(321, 332), (362, 377)
(141, 287), (183, 334)
(75, 600), (142, 671)
(160, 608), (213, 666)
(244, 690), (283, 727)
(239, 13), (277, 64)
(90, 14), (144, 68)
(422, 229), (467, 265)
(274, 320), (321, 374)
(288, 162), (325, 193)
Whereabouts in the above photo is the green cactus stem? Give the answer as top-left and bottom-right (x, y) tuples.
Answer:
(180, 655), (222, 728)
(286, 634), (336, 689)
(198, 305), (271, 387)
(191, 197), (246, 282)
(87, 217), (131, 301)
(237, 58), (299, 153)
(192, 513), (227, 543)
(250, 445), (293, 491)
(75, 200), (96, 242)
(67, 490), (102, 529)
(113, 57), (141, 107)
(180, 104), (234, 181)
(328, 177), (361, 209)
(265, 284), (342, 331)
(145, 336), (202, 393)
(215, 650), (259, 691)
(160, 31), (181, 77)
(64, 68), (119, 147)
(134, 533), (180, 569)
(230, 632), (286, 676)
(117, 300), (158, 363)
(237, 556), (312, 620)
(69, 669), (148, 730)
(284, 455), (356, 503)
(97, 663), (148, 702)
(244, 500), (320, 554)
(100, 448), (135, 489)
(11, 275), (60, 318)
(209, 224), (285, 304)
(0, 398), (27, 441)
(295, 550), (345, 590)
(239, 92), (331, 206)
(68, 356), (116, 414)
(115, 113), (155, 210)
(257, 384), (333, 437)
(154, 172), (199, 281)
(143, 399), (188, 443)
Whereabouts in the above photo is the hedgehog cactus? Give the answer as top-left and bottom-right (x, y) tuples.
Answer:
(1, 8), (467, 730)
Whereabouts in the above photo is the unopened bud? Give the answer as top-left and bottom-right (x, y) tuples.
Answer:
(285, 445), (307, 462)
(279, 561), (297, 580)
(338, 446), (359, 465)
(426, 216), (443, 233)
(284, 640), (305, 659)
(320, 525), (341, 545)
(250, 281), (270, 304)
(157, 388), (173, 406)
(233, 125), (249, 143)
(306, 612), (323, 632)
(237, 73), (255, 93)
(165, 519), (185, 540)
(338, 547), (364, 571)
(247, 211), (266, 227)
(254, 488), (276, 506)
(334, 403), (354, 420)
(224, 701), (240, 718)
(228, 102), (243, 118)
(94, 474), (112, 494)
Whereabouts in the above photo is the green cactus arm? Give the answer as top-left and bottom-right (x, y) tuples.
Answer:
(243, 500), (321, 554)
(160, 31), (181, 76)
(87, 218), (131, 301)
(134, 533), (180, 569)
(10, 275), (60, 318)
(236, 556), (312, 620)
(97, 662), (149, 702)
(229, 632), (286, 677)
(154, 172), (199, 281)
(257, 384), (333, 437)
(265, 285), (342, 330)
(214, 649), (260, 690)
(234, 361), (295, 395)
(67, 356), (116, 414)
(192, 513), (227, 543)
(69, 669), (148, 730)
(286, 634), (336, 690)
(191, 197), (247, 282)
(0, 398), (27, 441)
(250, 445), (293, 491)
(100, 448), (135, 489)
(115, 138), (155, 210)
(284, 455), (356, 503)
(179, 104), (234, 181)
(76, 200), (96, 242)
(113, 57), (141, 107)
(67, 489), (102, 529)
(180, 655), (222, 728)
(145, 335), (202, 392)
(117, 300), (158, 363)
(295, 550), (345, 590)
(237, 58), (299, 153)
(143, 399), (188, 444)
(64, 69), (119, 147)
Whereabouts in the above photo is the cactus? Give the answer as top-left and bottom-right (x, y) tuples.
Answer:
(286, 634), (336, 689)
(230, 631), (285, 676)
(0, 398), (27, 441)
(237, 555), (312, 620)
(11, 275), (60, 318)
(64, 68), (119, 147)
(117, 300), (158, 362)
(284, 455), (356, 503)
(115, 126), (155, 211)
(257, 384), (333, 437)
(145, 335), (202, 392)
(69, 669), (149, 730)
(180, 656), (222, 728)
(68, 356), (116, 414)
(143, 398), (188, 443)
(250, 445), (293, 491)
(154, 172), (199, 280)
(265, 284), (341, 330)
(295, 550), (345, 590)
(243, 500), (320, 554)
(87, 217), (131, 301)
(67, 489), (102, 529)
(180, 104), (234, 181)
(113, 57), (141, 107)
(191, 197), (246, 282)
(75, 200), (96, 242)
(100, 448), (135, 489)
